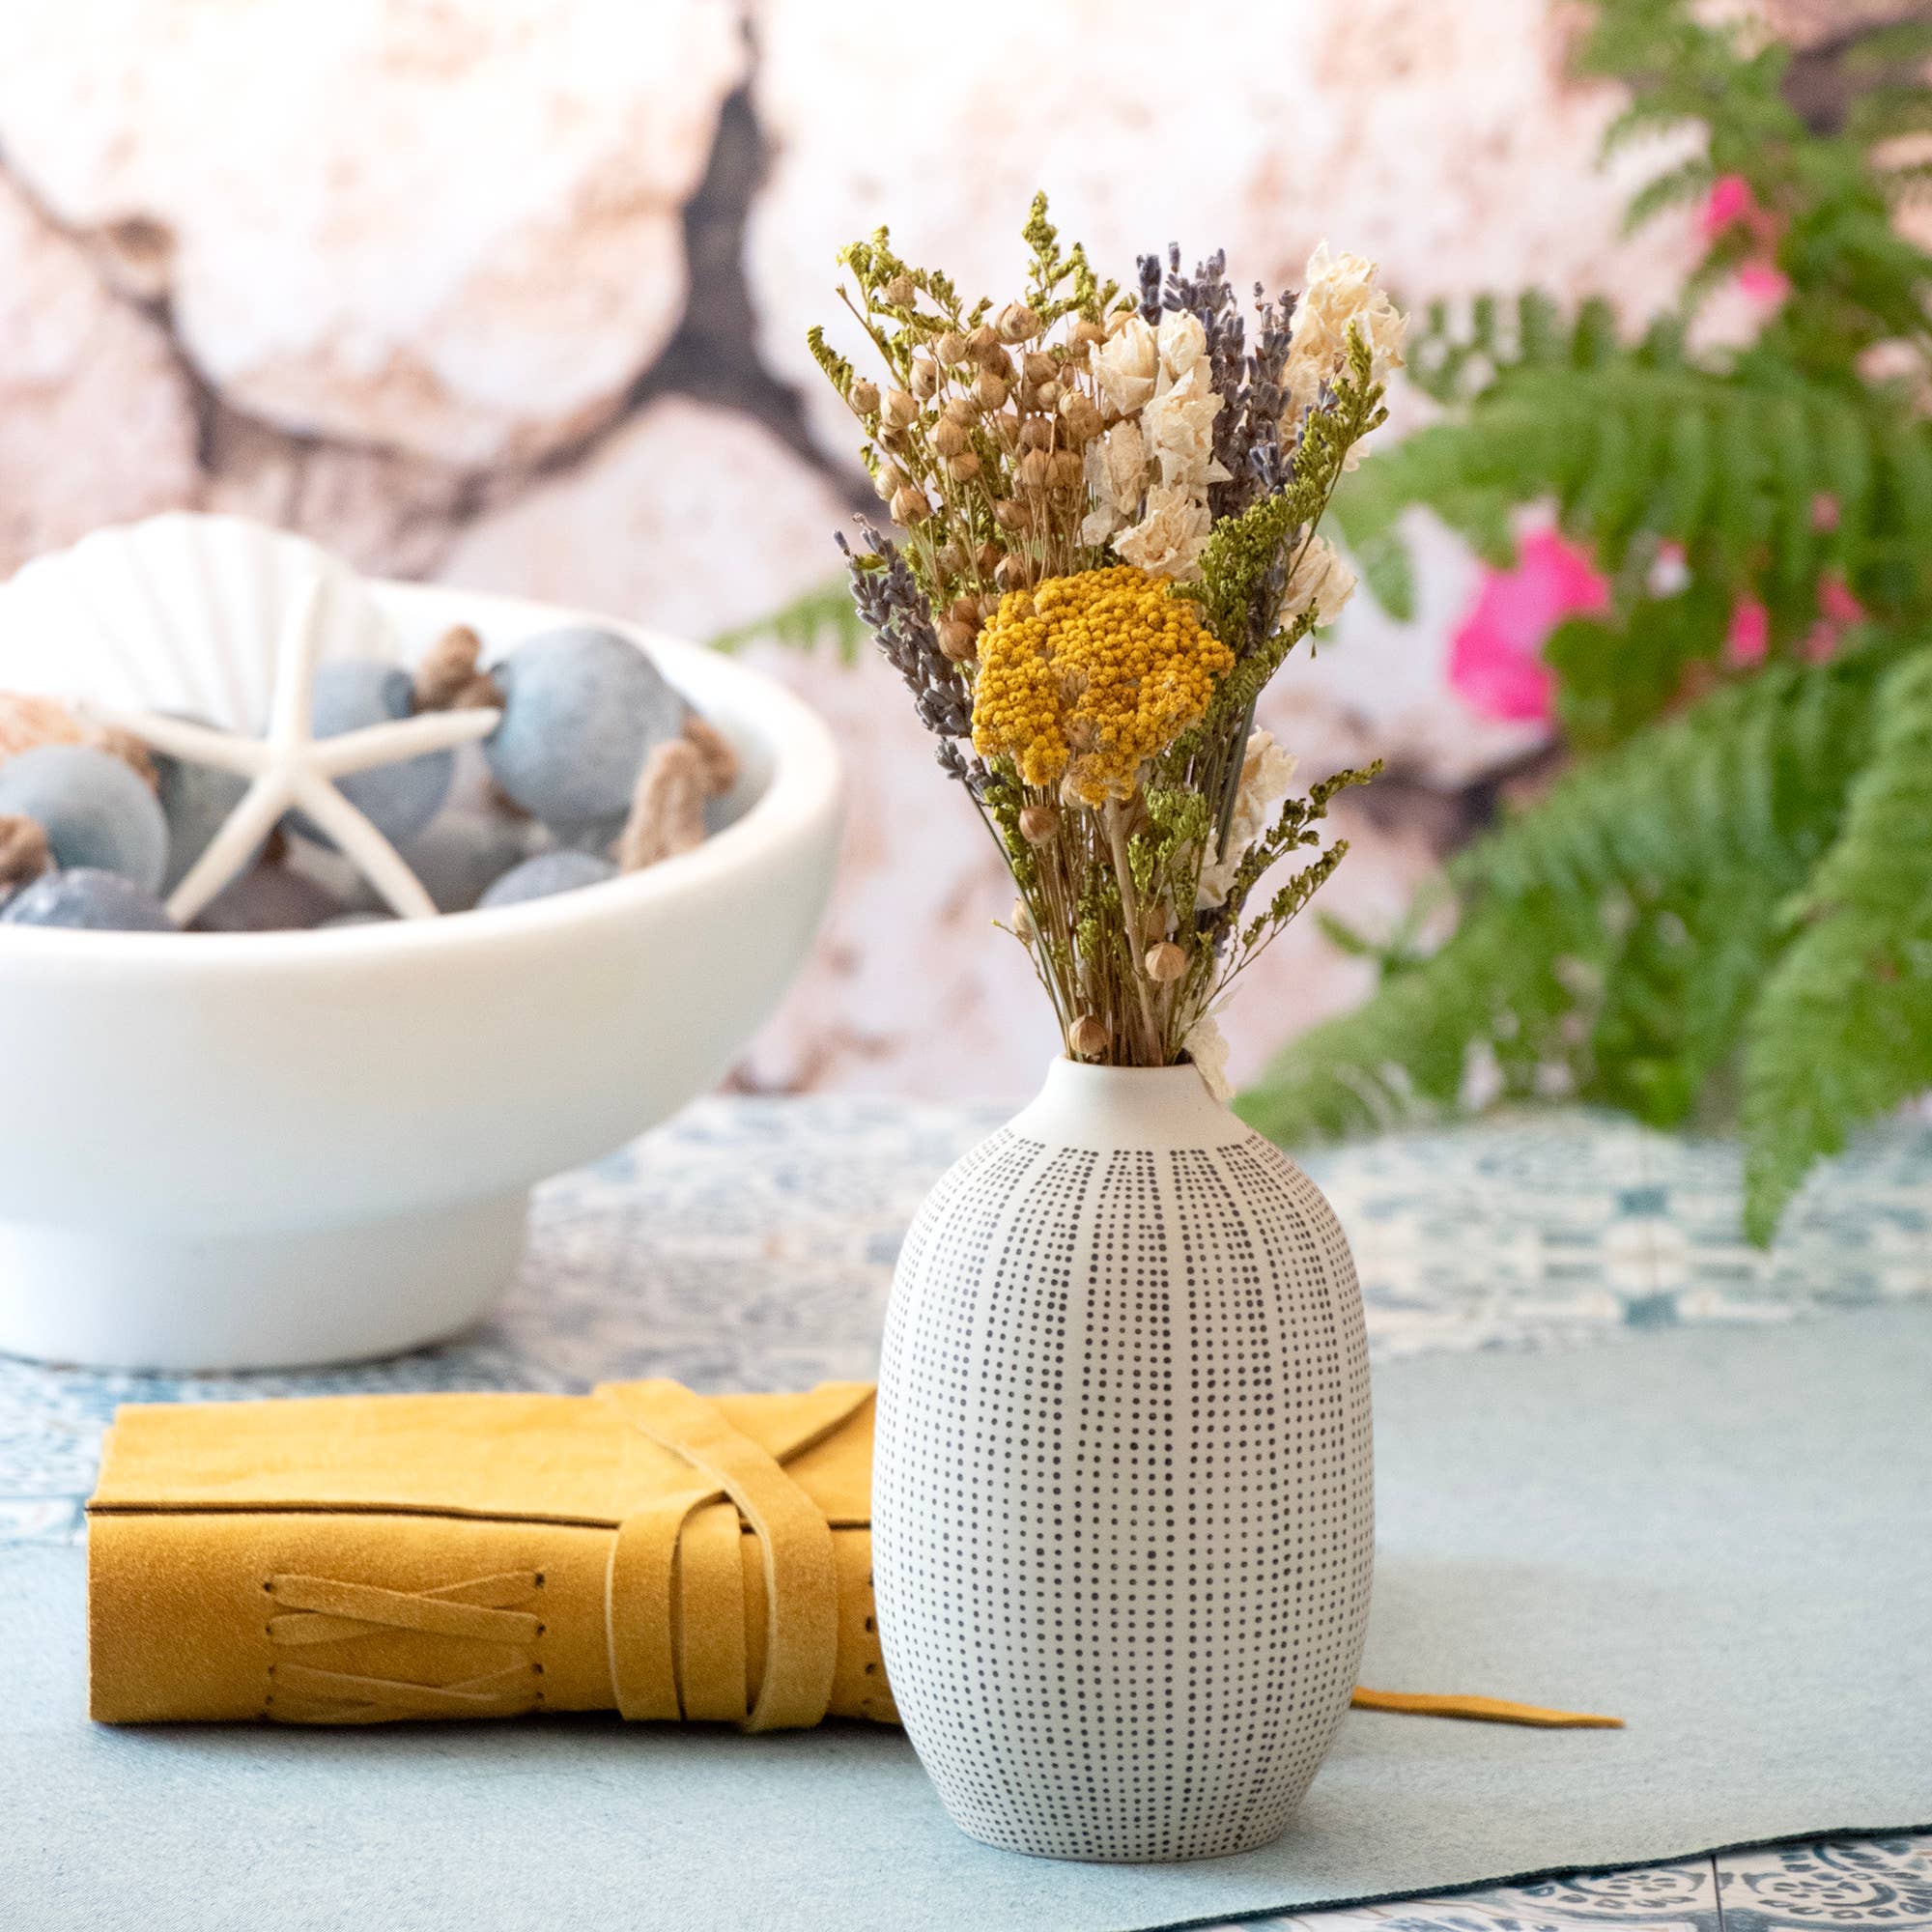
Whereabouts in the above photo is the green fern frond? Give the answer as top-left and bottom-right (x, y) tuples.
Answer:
(1237, 650), (1894, 1154)
(710, 578), (867, 663)
(1623, 157), (1718, 235)
(1741, 640), (1932, 1238)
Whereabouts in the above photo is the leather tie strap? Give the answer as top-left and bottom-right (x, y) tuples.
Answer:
(599, 1379), (867, 1733)
(1350, 1686), (1624, 1728)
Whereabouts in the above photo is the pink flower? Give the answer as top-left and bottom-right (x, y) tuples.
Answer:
(1804, 576), (1862, 664)
(1725, 600), (1769, 668)
(1736, 263), (1790, 307)
(1817, 576), (1861, 625)
(1448, 529), (1608, 724)
(1699, 174), (1757, 240)
(1697, 176), (1786, 308)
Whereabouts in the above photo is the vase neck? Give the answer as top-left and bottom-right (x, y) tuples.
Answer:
(1008, 1057), (1244, 1152)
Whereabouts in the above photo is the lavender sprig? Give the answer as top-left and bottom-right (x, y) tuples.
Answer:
(838, 525), (975, 746)
(1135, 251), (1163, 326)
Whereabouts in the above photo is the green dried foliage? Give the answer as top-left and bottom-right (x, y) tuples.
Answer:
(711, 581), (869, 664)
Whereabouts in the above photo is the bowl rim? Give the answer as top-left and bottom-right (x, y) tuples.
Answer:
(0, 578), (844, 972)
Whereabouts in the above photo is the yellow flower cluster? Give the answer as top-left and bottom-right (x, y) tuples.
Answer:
(971, 565), (1234, 805)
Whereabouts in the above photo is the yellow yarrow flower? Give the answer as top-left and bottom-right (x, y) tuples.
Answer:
(971, 565), (1234, 806)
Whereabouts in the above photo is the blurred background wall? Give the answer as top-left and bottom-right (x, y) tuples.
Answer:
(0, 0), (1862, 1095)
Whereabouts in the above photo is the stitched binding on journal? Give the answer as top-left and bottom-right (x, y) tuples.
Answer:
(262, 1571), (546, 1723)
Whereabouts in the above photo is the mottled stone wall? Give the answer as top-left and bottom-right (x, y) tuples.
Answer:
(0, 0), (1776, 1095)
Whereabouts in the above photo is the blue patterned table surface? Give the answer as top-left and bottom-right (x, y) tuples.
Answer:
(5, 1098), (1928, 1931)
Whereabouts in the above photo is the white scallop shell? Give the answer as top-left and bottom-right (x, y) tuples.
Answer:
(0, 513), (399, 731)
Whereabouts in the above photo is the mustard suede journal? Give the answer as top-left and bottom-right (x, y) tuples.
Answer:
(88, 1380), (894, 1730)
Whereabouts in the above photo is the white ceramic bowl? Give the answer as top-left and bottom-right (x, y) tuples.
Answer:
(0, 576), (841, 1370)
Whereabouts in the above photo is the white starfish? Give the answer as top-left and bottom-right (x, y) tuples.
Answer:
(85, 571), (501, 924)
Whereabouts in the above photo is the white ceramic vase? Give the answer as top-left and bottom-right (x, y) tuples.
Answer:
(874, 1058), (1374, 1863)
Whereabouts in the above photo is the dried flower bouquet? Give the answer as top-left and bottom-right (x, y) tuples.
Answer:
(811, 197), (1404, 1091)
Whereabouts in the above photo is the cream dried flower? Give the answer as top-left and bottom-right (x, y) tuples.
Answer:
(1155, 309), (1208, 384)
(1280, 534), (1358, 628)
(1114, 482), (1212, 581)
(1197, 730), (1300, 908)
(1093, 313), (1158, 414)
(1080, 419), (1149, 545)
(1183, 1011), (1235, 1103)
(1284, 241), (1406, 423)
(1141, 357), (1230, 493)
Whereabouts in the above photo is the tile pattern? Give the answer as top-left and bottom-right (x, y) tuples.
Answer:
(5, 1102), (1930, 1547)
(1, 1099), (1926, 1929)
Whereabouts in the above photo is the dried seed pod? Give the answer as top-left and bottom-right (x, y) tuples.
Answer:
(454, 676), (506, 715)
(1022, 352), (1057, 385)
(1069, 1014), (1110, 1058)
(1071, 317), (1108, 348)
(946, 451), (981, 482)
(974, 369), (1009, 411)
(883, 388), (919, 429)
(977, 591), (1003, 621)
(936, 540), (967, 575)
(974, 542), (1002, 576)
(909, 356), (939, 399)
(934, 329), (970, 365)
(94, 725), (156, 787)
(943, 396), (980, 427)
(891, 484), (931, 526)
(0, 693), (87, 765)
(997, 300), (1040, 343)
(1059, 392), (1102, 443)
(1010, 898), (1035, 942)
(1034, 380), (1061, 410)
(846, 378), (880, 415)
(991, 497), (1029, 531)
(883, 273), (918, 307)
(1018, 804), (1060, 845)
(995, 553), (1036, 590)
(617, 739), (708, 871)
(1046, 448), (1084, 491)
(1144, 941), (1187, 984)
(932, 416), (969, 458)
(936, 618), (978, 661)
(967, 323), (1001, 358)
(873, 467), (900, 501)
(0, 812), (49, 888)
(682, 714), (740, 797)
(1017, 417), (1055, 452)
(948, 595), (980, 627)
(412, 624), (489, 712)
(990, 411), (1023, 452)
(1016, 448), (1053, 493)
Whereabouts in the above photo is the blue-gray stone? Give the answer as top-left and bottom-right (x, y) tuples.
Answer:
(289, 660), (453, 848)
(548, 814), (623, 859)
(476, 848), (619, 909)
(0, 868), (175, 931)
(0, 746), (168, 891)
(397, 810), (538, 913)
(482, 627), (687, 828)
(189, 866), (343, 933)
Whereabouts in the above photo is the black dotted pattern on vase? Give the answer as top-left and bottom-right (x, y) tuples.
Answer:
(875, 1127), (1374, 1863)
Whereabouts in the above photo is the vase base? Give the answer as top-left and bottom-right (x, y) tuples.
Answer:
(951, 1803), (1295, 1865)
(0, 1192), (527, 1371)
